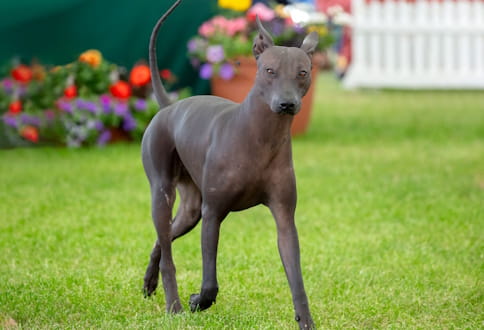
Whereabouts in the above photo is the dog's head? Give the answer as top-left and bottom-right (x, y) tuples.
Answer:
(252, 17), (319, 115)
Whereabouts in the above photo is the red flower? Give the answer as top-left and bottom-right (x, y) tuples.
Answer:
(129, 65), (151, 87)
(21, 126), (39, 143)
(64, 85), (77, 99)
(8, 100), (22, 114)
(109, 81), (132, 100)
(246, 12), (257, 23)
(160, 69), (172, 80)
(11, 65), (33, 84)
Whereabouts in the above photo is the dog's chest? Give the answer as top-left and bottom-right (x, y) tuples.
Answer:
(203, 158), (273, 210)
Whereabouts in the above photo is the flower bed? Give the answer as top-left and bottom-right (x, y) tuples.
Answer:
(0, 50), (189, 147)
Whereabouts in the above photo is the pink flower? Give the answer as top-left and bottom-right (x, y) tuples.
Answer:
(199, 15), (248, 37)
(212, 16), (229, 29)
(199, 21), (216, 37)
(226, 17), (247, 36)
(247, 3), (275, 22)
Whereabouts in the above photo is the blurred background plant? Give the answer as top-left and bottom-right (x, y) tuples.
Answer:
(0, 50), (190, 147)
(187, 1), (340, 80)
(0, 0), (353, 148)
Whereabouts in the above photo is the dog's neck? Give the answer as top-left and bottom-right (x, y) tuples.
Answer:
(229, 88), (293, 155)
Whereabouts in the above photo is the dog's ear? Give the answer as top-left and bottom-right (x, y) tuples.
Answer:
(300, 31), (319, 58)
(253, 16), (274, 60)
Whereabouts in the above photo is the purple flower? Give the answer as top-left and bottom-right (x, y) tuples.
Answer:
(294, 24), (306, 34)
(188, 38), (208, 52)
(97, 130), (111, 146)
(99, 94), (112, 113)
(75, 99), (86, 109)
(1, 79), (14, 93)
(85, 102), (99, 113)
(58, 100), (73, 113)
(199, 63), (213, 80)
(86, 120), (104, 132)
(122, 113), (137, 132)
(76, 99), (99, 113)
(134, 99), (147, 111)
(219, 63), (235, 80)
(206, 45), (225, 63)
(2, 114), (18, 128)
(187, 39), (198, 52)
(20, 114), (41, 126)
(94, 120), (104, 131)
(18, 85), (27, 97)
(270, 20), (285, 37)
(114, 102), (128, 116)
(44, 110), (56, 121)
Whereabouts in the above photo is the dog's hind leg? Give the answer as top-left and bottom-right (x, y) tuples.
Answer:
(171, 177), (202, 241)
(143, 174), (201, 298)
(149, 178), (183, 313)
(144, 239), (161, 297)
(142, 139), (183, 312)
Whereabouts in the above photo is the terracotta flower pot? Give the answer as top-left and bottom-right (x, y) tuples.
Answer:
(108, 127), (132, 143)
(211, 57), (318, 136)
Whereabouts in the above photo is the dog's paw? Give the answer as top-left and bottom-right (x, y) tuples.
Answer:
(189, 294), (201, 312)
(189, 293), (215, 312)
(296, 314), (316, 330)
(143, 274), (159, 298)
(167, 300), (184, 314)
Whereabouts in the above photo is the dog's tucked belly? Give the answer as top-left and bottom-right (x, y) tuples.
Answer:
(204, 174), (268, 212)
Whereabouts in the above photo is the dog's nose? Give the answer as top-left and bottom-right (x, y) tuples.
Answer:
(279, 102), (296, 113)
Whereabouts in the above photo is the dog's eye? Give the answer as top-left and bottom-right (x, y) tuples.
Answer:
(298, 70), (308, 78)
(266, 68), (275, 75)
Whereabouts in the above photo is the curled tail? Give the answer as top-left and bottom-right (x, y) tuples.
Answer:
(149, 0), (182, 108)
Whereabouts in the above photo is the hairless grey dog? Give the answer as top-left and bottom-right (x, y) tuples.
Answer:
(141, 1), (318, 328)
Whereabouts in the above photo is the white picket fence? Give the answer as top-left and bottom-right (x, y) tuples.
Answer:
(343, 0), (484, 89)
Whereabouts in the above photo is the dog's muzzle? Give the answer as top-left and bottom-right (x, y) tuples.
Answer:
(276, 101), (300, 115)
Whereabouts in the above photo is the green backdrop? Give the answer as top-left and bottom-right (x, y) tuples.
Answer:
(0, 0), (217, 94)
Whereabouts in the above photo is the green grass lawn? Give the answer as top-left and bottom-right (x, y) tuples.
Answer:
(1, 74), (483, 329)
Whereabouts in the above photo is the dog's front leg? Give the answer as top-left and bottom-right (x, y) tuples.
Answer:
(270, 202), (315, 329)
(189, 205), (226, 312)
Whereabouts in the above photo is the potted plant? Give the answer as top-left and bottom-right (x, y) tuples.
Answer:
(187, 1), (336, 135)
(0, 50), (190, 147)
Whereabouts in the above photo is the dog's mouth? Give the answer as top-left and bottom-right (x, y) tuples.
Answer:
(273, 104), (300, 115)
(278, 107), (299, 115)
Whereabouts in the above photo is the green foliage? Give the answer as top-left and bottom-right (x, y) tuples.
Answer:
(216, 33), (254, 59)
